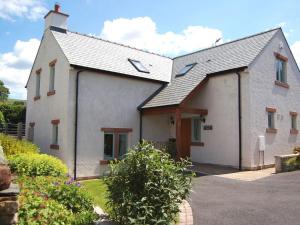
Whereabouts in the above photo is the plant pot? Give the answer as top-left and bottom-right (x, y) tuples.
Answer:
(0, 164), (11, 191)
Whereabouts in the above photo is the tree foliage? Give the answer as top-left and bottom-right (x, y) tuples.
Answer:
(0, 80), (9, 101)
(0, 101), (26, 123)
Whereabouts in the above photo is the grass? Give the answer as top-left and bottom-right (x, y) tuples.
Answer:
(80, 179), (109, 212)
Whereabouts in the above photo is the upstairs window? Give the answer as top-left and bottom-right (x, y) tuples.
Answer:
(36, 73), (41, 97)
(128, 59), (149, 73)
(176, 63), (197, 77)
(48, 59), (57, 94)
(275, 53), (288, 84)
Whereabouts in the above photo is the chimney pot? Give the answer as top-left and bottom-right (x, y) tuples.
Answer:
(54, 3), (60, 12)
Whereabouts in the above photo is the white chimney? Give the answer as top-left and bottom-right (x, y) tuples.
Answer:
(44, 3), (69, 31)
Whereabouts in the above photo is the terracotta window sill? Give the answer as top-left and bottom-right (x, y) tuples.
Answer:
(100, 160), (113, 165)
(290, 129), (299, 135)
(274, 80), (289, 89)
(50, 144), (59, 150)
(34, 96), (41, 101)
(47, 90), (56, 96)
(266, 128), (277, 133)
(191, 142), (204, 147)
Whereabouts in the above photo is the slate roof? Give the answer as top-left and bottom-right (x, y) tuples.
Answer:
(51, 29), (173, 83)
(142, 28), (280, 108)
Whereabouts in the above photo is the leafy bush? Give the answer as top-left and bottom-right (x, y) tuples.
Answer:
(284, 156), (300, 171)
(0, 134), (39, 156)
(18, 176), (98, 225)
(8, 153), (67, 177)
(105, 141), (193, 225)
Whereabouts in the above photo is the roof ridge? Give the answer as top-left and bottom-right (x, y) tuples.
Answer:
(64, 30), (172, 59)
(173, 27), (281, 60)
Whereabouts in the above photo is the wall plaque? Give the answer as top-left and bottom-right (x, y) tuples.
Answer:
(203, 125), (213, 130)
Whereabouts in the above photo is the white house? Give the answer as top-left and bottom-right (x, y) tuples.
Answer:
(26, 5), (300, 179)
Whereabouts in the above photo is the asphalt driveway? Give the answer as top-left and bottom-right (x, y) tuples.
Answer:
(189, 170), (300, 225)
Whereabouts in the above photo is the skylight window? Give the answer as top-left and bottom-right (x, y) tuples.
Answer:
(176, 63), (197, 77)
(128, 59), (149, 73)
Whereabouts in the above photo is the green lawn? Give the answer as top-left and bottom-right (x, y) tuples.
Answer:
(80, 179), (109, 212)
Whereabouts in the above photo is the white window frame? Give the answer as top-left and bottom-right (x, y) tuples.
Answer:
(276, 58), (287, 83)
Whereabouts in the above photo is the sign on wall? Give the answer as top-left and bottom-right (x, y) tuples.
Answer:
(203, 125), (213, 130)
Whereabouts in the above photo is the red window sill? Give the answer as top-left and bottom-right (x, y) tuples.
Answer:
(266, 128), (277, 133)
(50, 144), (59, 150)
(290, 129), (299, 135)
(34, 96), (41, 101)
(100, 160), (113, 165)
(274, 80), (289, 89)
(191, 142), (204, 147)
(47, 90), (56, 96)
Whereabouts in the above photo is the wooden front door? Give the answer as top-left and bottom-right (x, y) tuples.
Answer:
(181, 118), (191, 158)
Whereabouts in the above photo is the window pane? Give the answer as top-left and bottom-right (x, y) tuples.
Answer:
(104, 133), (114, 159)
(52, 124), (58, 145)
(128, 59), (149, 73)
(49, 66), (55, 91)
(28, 127), (34, 142)
(36, 74), (40, 96)
(118, 133), (128, 159)
(276, 59), (287, 83)
(268, 112), (274, 129)
(177, 63), (196, 76)
(292, 116), (297, 129)
(192, 118), (201, 142)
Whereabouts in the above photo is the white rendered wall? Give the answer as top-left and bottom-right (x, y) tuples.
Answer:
(248, 31), (300, 167)
(26, 29), (73, 172)
(186, 73), (242, 167)
(71, 70), (162, 177)
(44, 12), (68, 30)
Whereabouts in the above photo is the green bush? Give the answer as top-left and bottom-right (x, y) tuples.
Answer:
(8, 153), (67, 177)
(0, 101), (26, 123)
(105, 141), (194, 225)
(18, 176), (98, 225)
(0, 134), (39, 156)
(285, 156), (300, 171)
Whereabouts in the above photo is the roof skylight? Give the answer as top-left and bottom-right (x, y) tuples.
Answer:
(176, 63), (197, 77)
(128, 59), (149, 73)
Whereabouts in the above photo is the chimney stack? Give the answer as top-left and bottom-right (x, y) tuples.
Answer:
(44, 3), (69, 31)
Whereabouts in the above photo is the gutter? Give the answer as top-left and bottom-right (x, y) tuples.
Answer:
(74, 70), (83, 180)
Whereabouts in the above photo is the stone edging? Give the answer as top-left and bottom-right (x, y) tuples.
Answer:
(178, 200), (193, 225)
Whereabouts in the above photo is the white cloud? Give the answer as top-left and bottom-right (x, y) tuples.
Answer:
(0, 38), (40, 99)
(291, 41), (300, 66)
(0, 0), (47, 21)
(100, 17), (223, 57)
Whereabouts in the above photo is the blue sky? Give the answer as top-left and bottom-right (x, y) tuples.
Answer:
(0, 0), (300, 99)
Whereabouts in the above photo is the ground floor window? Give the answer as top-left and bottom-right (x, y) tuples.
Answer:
(28, 122), (35, 142)
(291, 114), (297, 130)
(267, 112), (275, 129)
(191, 117), (201, 142)
(50, 119), (60, 149)
(102, 128), (132, 160)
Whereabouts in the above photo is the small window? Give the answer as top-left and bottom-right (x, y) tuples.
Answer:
(176, 63), (197, 77)
(267, 112), (275, 129)
(35, 73), (41, 97)
(118, 133), (128, 159)
(49, 64), (55, 91)
(192, 118), (201, 142)
(276, 58), (287, 83)
(128, 59), (149, 73)
(52, 124), (58, 145)
(104, 133), (114, 159)
(291, 115), (297, 130)
(28, 127), (34, 142)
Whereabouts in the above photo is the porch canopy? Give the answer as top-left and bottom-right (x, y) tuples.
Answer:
(140, 105), (208, 159)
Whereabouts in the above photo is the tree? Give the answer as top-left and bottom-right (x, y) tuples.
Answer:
(0, 80), (9, 102)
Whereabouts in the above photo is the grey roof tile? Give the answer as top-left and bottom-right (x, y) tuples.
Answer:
(51, 30), (173, 82)
(142, 28), (279, 108)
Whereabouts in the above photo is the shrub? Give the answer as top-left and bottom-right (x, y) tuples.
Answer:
(18, 176), (98, 225)
(0, 134), (39, 156)
(285, 156), (300, 171)
(105, 141), (194, 225)
(8, 153), (67, 177)
(0, 101), (26, 123)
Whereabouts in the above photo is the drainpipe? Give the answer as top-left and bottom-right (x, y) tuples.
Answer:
(236, 72), (242, 170)
(139, 110), (143, 143)
(74, 70), (83, 180)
